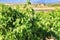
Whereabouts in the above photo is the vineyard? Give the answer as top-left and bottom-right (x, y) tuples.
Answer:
(0, 4), (60, 40)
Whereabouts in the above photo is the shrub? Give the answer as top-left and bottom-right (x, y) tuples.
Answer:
(0, 5), (60, 40)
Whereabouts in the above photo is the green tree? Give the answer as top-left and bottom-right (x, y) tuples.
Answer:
(26, 0), (31, 4)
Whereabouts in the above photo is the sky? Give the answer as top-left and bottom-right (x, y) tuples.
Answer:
(0, 0), (60, 4)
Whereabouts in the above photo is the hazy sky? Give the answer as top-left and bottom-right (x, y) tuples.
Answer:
(0, 0), (60, 4)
